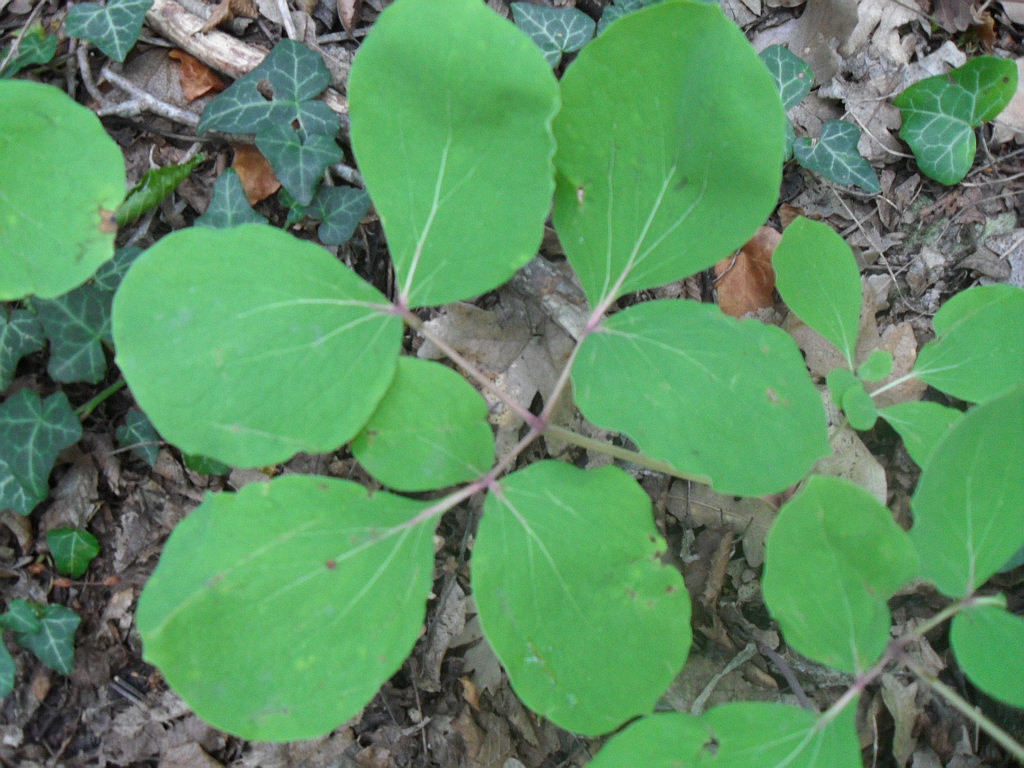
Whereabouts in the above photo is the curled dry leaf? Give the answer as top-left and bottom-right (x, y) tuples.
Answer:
(714, 225), (781, 317)
(337, 0), (363, 34)
(231, 143), (281, 204)
(168, 49), (226, 101)
(201, 0), (259, 34)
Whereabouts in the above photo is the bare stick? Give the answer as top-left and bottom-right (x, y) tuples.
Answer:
(99, 67), (200, 126)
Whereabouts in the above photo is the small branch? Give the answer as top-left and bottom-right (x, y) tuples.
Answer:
(274, 0), (298, 40)
(758, 642), (814, 711)
(99, 67), (200, 127)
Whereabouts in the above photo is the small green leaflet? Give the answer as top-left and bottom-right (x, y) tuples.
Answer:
(47, 527), (100, 578)
(116, 408), (161, 466)
(351, 357), (495, 492)
(195, 169), (268, 229)
(473, 462), (691, 736)
(894, 57), (1018, 185)
(0, 390), (82, 516)
(14, 603), (80, 675)
(880, 400), (962, 469)
(198, 40), (340, 205)
(0, 600), (42, 634)
(115, 155), (205, 226)
(910, 387), (1024, 599)
(857, 349), (893, 382)
(283, 184), (370, 246)
(764, 476), (918, 674)
(0, 24), (59, 78)
(183, 453), (230, 475)
(760, 44), (813, 111)
(951, 600), (1024, 708)
(912, 284), (1024, 403)
(773, 217), (862, 367)
(827, 368), (877, 431)
(511, 3), (596, 67)
(0, 308), (45, 390)
(0, 644), (13, 698)
(65, 0), (152, 62)
(136, 475), (436, 740)
(794, 120), (881, 194)
(29, 284), (113, 384)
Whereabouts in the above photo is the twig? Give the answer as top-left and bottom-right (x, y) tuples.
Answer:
(691, 642), (758, 716)
(76, 45), (106, 103)
(98, 66), (200, 126)
(274, 0), (298, 40)
(758, 642), (814, 711)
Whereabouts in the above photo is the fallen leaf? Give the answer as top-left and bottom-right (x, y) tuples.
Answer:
(201, 0), (259, 34)
(337, 0), (363, 33)
(231, 143), (280, 204)
(714, 226), (780, 317)
(993, 58), (1024, 144)
(168, 49), (226, 101)
(932, 0), (972, 31)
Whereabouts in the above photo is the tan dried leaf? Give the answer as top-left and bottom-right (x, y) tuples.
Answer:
(168, 49), (226, 101)
(714, 226), (780, 317)
(201, 0), (259, 33)
(231, 143), (281, 204)
(337, 0), (363, 33)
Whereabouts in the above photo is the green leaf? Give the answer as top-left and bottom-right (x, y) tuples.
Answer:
(183, 453), (231, 475)
(195, 169), (268, 229)
(65, 0), (151, 61)
(113, 225), (401, 467)
(0, 642), (14, 698)
(773, 217), (862, 366)
(0, 308), (45, 390)
(760, 44), (813, 111)
(304, 185), (370, 246)
(198, 40), (339, 205)
(348, 0), (558, 307)
(136, 475), (436, 741)
(0, 80), (124, 300)
(0, 390), (82, 516)
(351, 357), (495, 492)
(763, 476), (918, 674)
(14, 604), (80, 674)
(880, 400), (962, 468)
(93, 246), (143, 292)
(511, 2), (596, 67)
(1, 600), (42, 634)
(951, 601), (1024, 708)
(827, 368), (878, 431)
(910, 387), (1024, 598)
(0, 24), (59, 78)
(29, 283), (113, 384)
(115, 408), (160, 466)
(912, 284), (1024, 403)
(473, 461), (691, 736)
(553, 1), (785, 308)
(857, 349), (893, 382)
(573, 300), (828, 496)
(115, 154), (204, 226)
(586, 712), (710, 766)
(894, 57), (1018, 185)
(46, 527), (100, 578)
(794, 120), (881, 194)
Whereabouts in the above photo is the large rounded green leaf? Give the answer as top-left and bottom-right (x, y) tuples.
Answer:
(552, 1), (785, 308)
(0, 80), (124, 300)
(136, 475), (436, 741)
(473, 461), (691, 736)
(951, 601), (1024, 708)
(910, 387), (1024, 598)
(348, 0), (559, 308)
(112, 225), (401, 467)
(573, 300), (829, 496)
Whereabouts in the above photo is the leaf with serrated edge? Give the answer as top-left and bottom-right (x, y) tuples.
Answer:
(912, 284), (1024, 403)
(195, 169), (268, 229)
(573, 300), (828, 496)
(136, 475), (436, 740)
(16, 604), (80, 674)
(474, 461), (691, 736)
(112, 225), (401, 468)
(794, 120), (881, 193)
(764, 476), (918, 674)
(760, 44), (813, 111)
(774, 217), (862, 366)
(880, 401), (962, 469)
(65, 0), (151, 61)
(0, 308), (45, 390)
(511, 3), (596, 67)
(554, 2), (784, 308)
(0, 390), (82, 515)
(30, 283), (113, 384)
(951, 601), (1024, 707)
(910, 387), (1024, 598)
(348, 0), (558, 307)
(894, 57), (1018, 185)
(47, 527), (100, 578)
(115, 408), (160, 466)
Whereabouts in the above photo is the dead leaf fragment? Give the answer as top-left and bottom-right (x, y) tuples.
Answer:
(201, 0), (259, 33)
(231, 143), (280, 204)
(337, 0), (363, 33)
(168, 49), (226, 100)
(714, 226), (780, 317)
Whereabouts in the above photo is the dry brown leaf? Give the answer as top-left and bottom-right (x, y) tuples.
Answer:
(932, 0), (972, 31)
(168, 49), (226, 101)
(231, 143), (280, 204)
(993, 58), (1024, 144)
(201, 0), (259, 33)
(714, 226), (780, 317)
(337, 0), (363, 33)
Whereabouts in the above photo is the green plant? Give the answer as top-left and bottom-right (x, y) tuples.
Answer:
(2, 0), (1022, 763)
(0, 599), (81, 698)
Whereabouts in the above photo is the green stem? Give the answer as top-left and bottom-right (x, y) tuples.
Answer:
(75, 378), (127, 419)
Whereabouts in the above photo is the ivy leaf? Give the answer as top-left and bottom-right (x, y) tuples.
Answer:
(352, 357), (495, 492)
(115, 408), (161, 466)
(255, 121), (341, 205)
(112, 225), (401, 467)
(348, 0), (558, 307)
(0, 308), (45, 390)
(46, 527), (100, 578)
(880, 401), (962, 469)
(910, 387), (1024, 598)
(794, 120), (881, 194)
(0, 390), (82, 516)
(553, 2), (785, 308)
(760, 44), (813, 111)
(912, 284), (1024, 403)
(195, 169), (268, 229)
(0, 24), (59, 78)
(894, 57), (1018, 185)
(764, 476), (918, 673)
(93, 246), (143, 292)
(15, 604), (80, 674)
(115, 154), (205, 226)
(65, 0), (152, 62)
(0, 600), (42, 634)
(136, 475), (436, 740)
(0, 643), (13, 698)
(573, 300), (828, 496)
(951, 601), (1024, 708)
(473, 462), (691, 736)
(511, 3), (596, 67)
(29, 284), (113, 384)
(305, 186), (371, 246)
